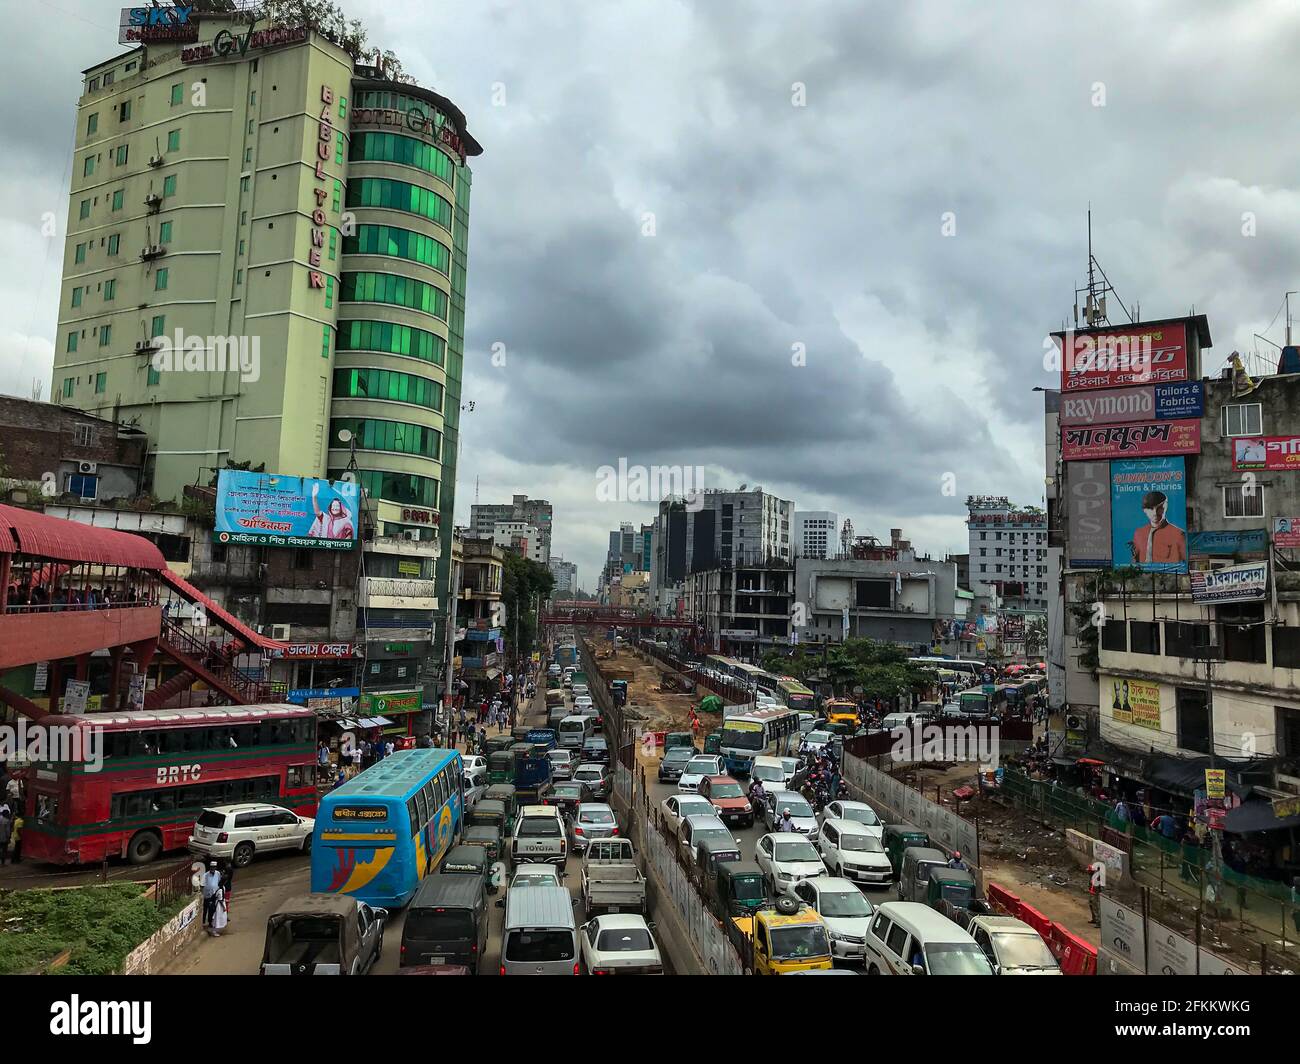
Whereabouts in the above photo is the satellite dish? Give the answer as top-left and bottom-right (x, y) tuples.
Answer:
(337, 428), (353, 443)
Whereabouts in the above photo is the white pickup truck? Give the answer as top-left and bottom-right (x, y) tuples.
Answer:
(581, 837), (647, 918)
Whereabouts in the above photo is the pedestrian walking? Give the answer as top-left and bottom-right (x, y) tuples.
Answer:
(220, 860), (235, 917)
(209, 887), (229, 937)
(9, 813), (22, 863)
(201, 861), (221, 926)
(349, 740), (362, 776)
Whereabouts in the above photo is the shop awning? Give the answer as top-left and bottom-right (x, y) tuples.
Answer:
(1222, 800), (1300, 834)
(158, 567), (288, 652)
(0, 503), (165, 569)
(356, 716), (393, 728)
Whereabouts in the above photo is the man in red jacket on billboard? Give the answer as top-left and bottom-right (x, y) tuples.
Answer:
(1128, 490), (1186, 566)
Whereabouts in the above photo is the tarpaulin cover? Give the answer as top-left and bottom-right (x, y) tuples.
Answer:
(1222, 799), (1300, 834)
(158, 567), (288, 651)
(0, 503), (165, 569)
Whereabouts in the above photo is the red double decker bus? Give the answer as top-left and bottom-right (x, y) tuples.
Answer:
(23, 704), (319, 865)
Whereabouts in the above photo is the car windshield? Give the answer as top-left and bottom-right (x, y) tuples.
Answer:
(819, 890), (873, 918)
(406, 911), (472, 941)
(752, 765), (784, 782)
(197, 810), (225, 828)
(710, 783), (744, 799)
(686, 759), (716, 774)
(677, 801), (712, 817)
(505, 930), (574, 962)
(597, 928), (654, 952)
(666, 749), (694, 763)
(779, 758), (799, 773)
(807, 731), (831, 743)
(993, 933), (1060, 969)
(719, 728), (764, 751)
(513, 871), (556, 887)
(841, 806), (881, 827)
(939, 882), (974, 906)
(924, 942), (995, 975)
(840, 833), (884, 853)
(581, 808), (615, 825)
(575, 768), (603, 781)
(777, 798), (814, 818)
(774, 840), (820, 862)
(555, 785), (583, 798)
(769, 925), (830, 959)
(732, 876), (766, 901)
(518, 818), (561, 837)
(695, 827), (732, 845)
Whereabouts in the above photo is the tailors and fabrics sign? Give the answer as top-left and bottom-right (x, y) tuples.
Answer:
(1057, 381), (1203, 426)
(215, 471), (359, 549)
(1190, 562), (1268, 605)
(1106, 676), (1161, 730)
(1110, 457), (1188, 573)
(1057, 320), (1191, 393)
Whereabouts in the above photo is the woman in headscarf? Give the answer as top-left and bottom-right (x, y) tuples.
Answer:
(308, 482), (355, 540)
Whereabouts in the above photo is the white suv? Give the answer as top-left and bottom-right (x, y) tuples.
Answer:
(188, 803), (314, 867)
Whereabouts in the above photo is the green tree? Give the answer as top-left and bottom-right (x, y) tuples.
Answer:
(501, 552), (555, 663)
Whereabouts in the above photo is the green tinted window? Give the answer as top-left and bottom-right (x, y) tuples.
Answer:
(104, 279), (115, 301)
(162, 174), (176, 197)
(159, 221), (172, 243)
(350, 132), (455, 186)
(107, 234), (120, 256)
(151, 315), (166, 338)
(170, 83), (182, 106)
(330, 417), (441, 459)
(95, 372), (107, 394)
(168, 129), (180, 152)
(335, 320), (445, 366)
(333, 468), (438, 509)
(71, 287), (83, 308)
(66, 332), (78, 353)
(343, 225), (450, 275)
(75, 243), (86, 264)
(331, 367), (444, 412)
(112, 189), (124, 210)
(79, 199), (90, 220)
(339, 272), (448, 320)
(346, 178), (452, 230)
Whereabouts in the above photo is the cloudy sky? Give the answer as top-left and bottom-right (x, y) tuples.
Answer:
(5, 1), (1300, 587)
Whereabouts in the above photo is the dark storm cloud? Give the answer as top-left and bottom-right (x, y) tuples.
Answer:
(5, 0), (1300, 584)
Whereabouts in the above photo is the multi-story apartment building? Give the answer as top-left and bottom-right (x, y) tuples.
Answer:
(967, 496), (1049, 612)
(684, 561), (794, 652)
(470, 495), (553, 564)
(649, 488), (794, 615)
(548, 555), (578, 596)
(793, 510), (839, 559)
(53, 9), (480, 675)
(454, 533), (505, 699)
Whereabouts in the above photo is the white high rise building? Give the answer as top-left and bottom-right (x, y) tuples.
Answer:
(794, 510), (840, 559)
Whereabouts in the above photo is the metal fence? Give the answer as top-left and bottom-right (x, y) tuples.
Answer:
(841, 752), (980, 865)
(999, 768), (1300, 973)
(640, 820), (745, 975)
(152, 859), (197, 910)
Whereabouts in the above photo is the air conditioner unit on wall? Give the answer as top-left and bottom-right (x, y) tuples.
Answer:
(270, 623), (292, 641)
(78, 461), (98, 475)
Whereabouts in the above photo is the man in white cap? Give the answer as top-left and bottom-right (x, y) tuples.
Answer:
(201, 861), (222, 927)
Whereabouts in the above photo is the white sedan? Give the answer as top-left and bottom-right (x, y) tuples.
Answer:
(815, 819), (893, 886)
(660, 793), (715, 837)
(678, 755), (725, 793)
(820, 800), (884, 837)
(801, 730), (833, 755)
(754, 832), (827, 894)
(578, 914), (664, 974)
(789, 877), (875, 962)
(462, 755), (488, 777)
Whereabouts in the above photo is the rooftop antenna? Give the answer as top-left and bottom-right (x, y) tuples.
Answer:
(1073, 207), (1135, 327)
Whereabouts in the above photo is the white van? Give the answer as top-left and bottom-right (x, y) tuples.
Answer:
(863, 901), (993, 976)
(500, 884), (579, 975)
(558, 714), (593, 750)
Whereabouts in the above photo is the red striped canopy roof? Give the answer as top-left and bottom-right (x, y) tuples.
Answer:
(0, 503), (165, 569)
(158, 567), (288, 651)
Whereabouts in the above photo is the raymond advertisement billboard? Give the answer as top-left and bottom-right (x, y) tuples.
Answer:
(1057, 381), (1204, 426)
(1057, 320), (1191, 393)
(1231, 435), (1300, 472)
(1190, 562), (1268, 605)
(1111, 457), (1188, 572)
(1065, 461), (1112, 568)
(215, 471), (359, 549)
(1061, 420), (1200, 461)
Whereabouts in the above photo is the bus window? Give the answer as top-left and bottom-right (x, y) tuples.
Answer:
(407, 797), (419, 830)
(415, 788), (428, 827)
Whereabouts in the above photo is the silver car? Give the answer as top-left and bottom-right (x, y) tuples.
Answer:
(571, 803), (619, 853)
(547, 748), (576, 781)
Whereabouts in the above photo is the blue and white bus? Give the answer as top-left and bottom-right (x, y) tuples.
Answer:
(717, 708), (802, 776)
(311, 748), (464, 908)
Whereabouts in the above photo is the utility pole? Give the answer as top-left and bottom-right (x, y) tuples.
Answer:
(1195, 638), (1224, 904)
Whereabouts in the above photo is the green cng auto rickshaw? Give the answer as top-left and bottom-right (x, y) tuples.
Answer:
(712, 860), (768, 919)
(487, 750), (515, 784)
(882, 822), (931, 873)
(482, 784), (517, 833)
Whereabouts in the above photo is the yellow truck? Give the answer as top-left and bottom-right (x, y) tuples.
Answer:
(730, 897), (833, 974)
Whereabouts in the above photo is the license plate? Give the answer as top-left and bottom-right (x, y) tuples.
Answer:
(426, 955), (446, 965)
